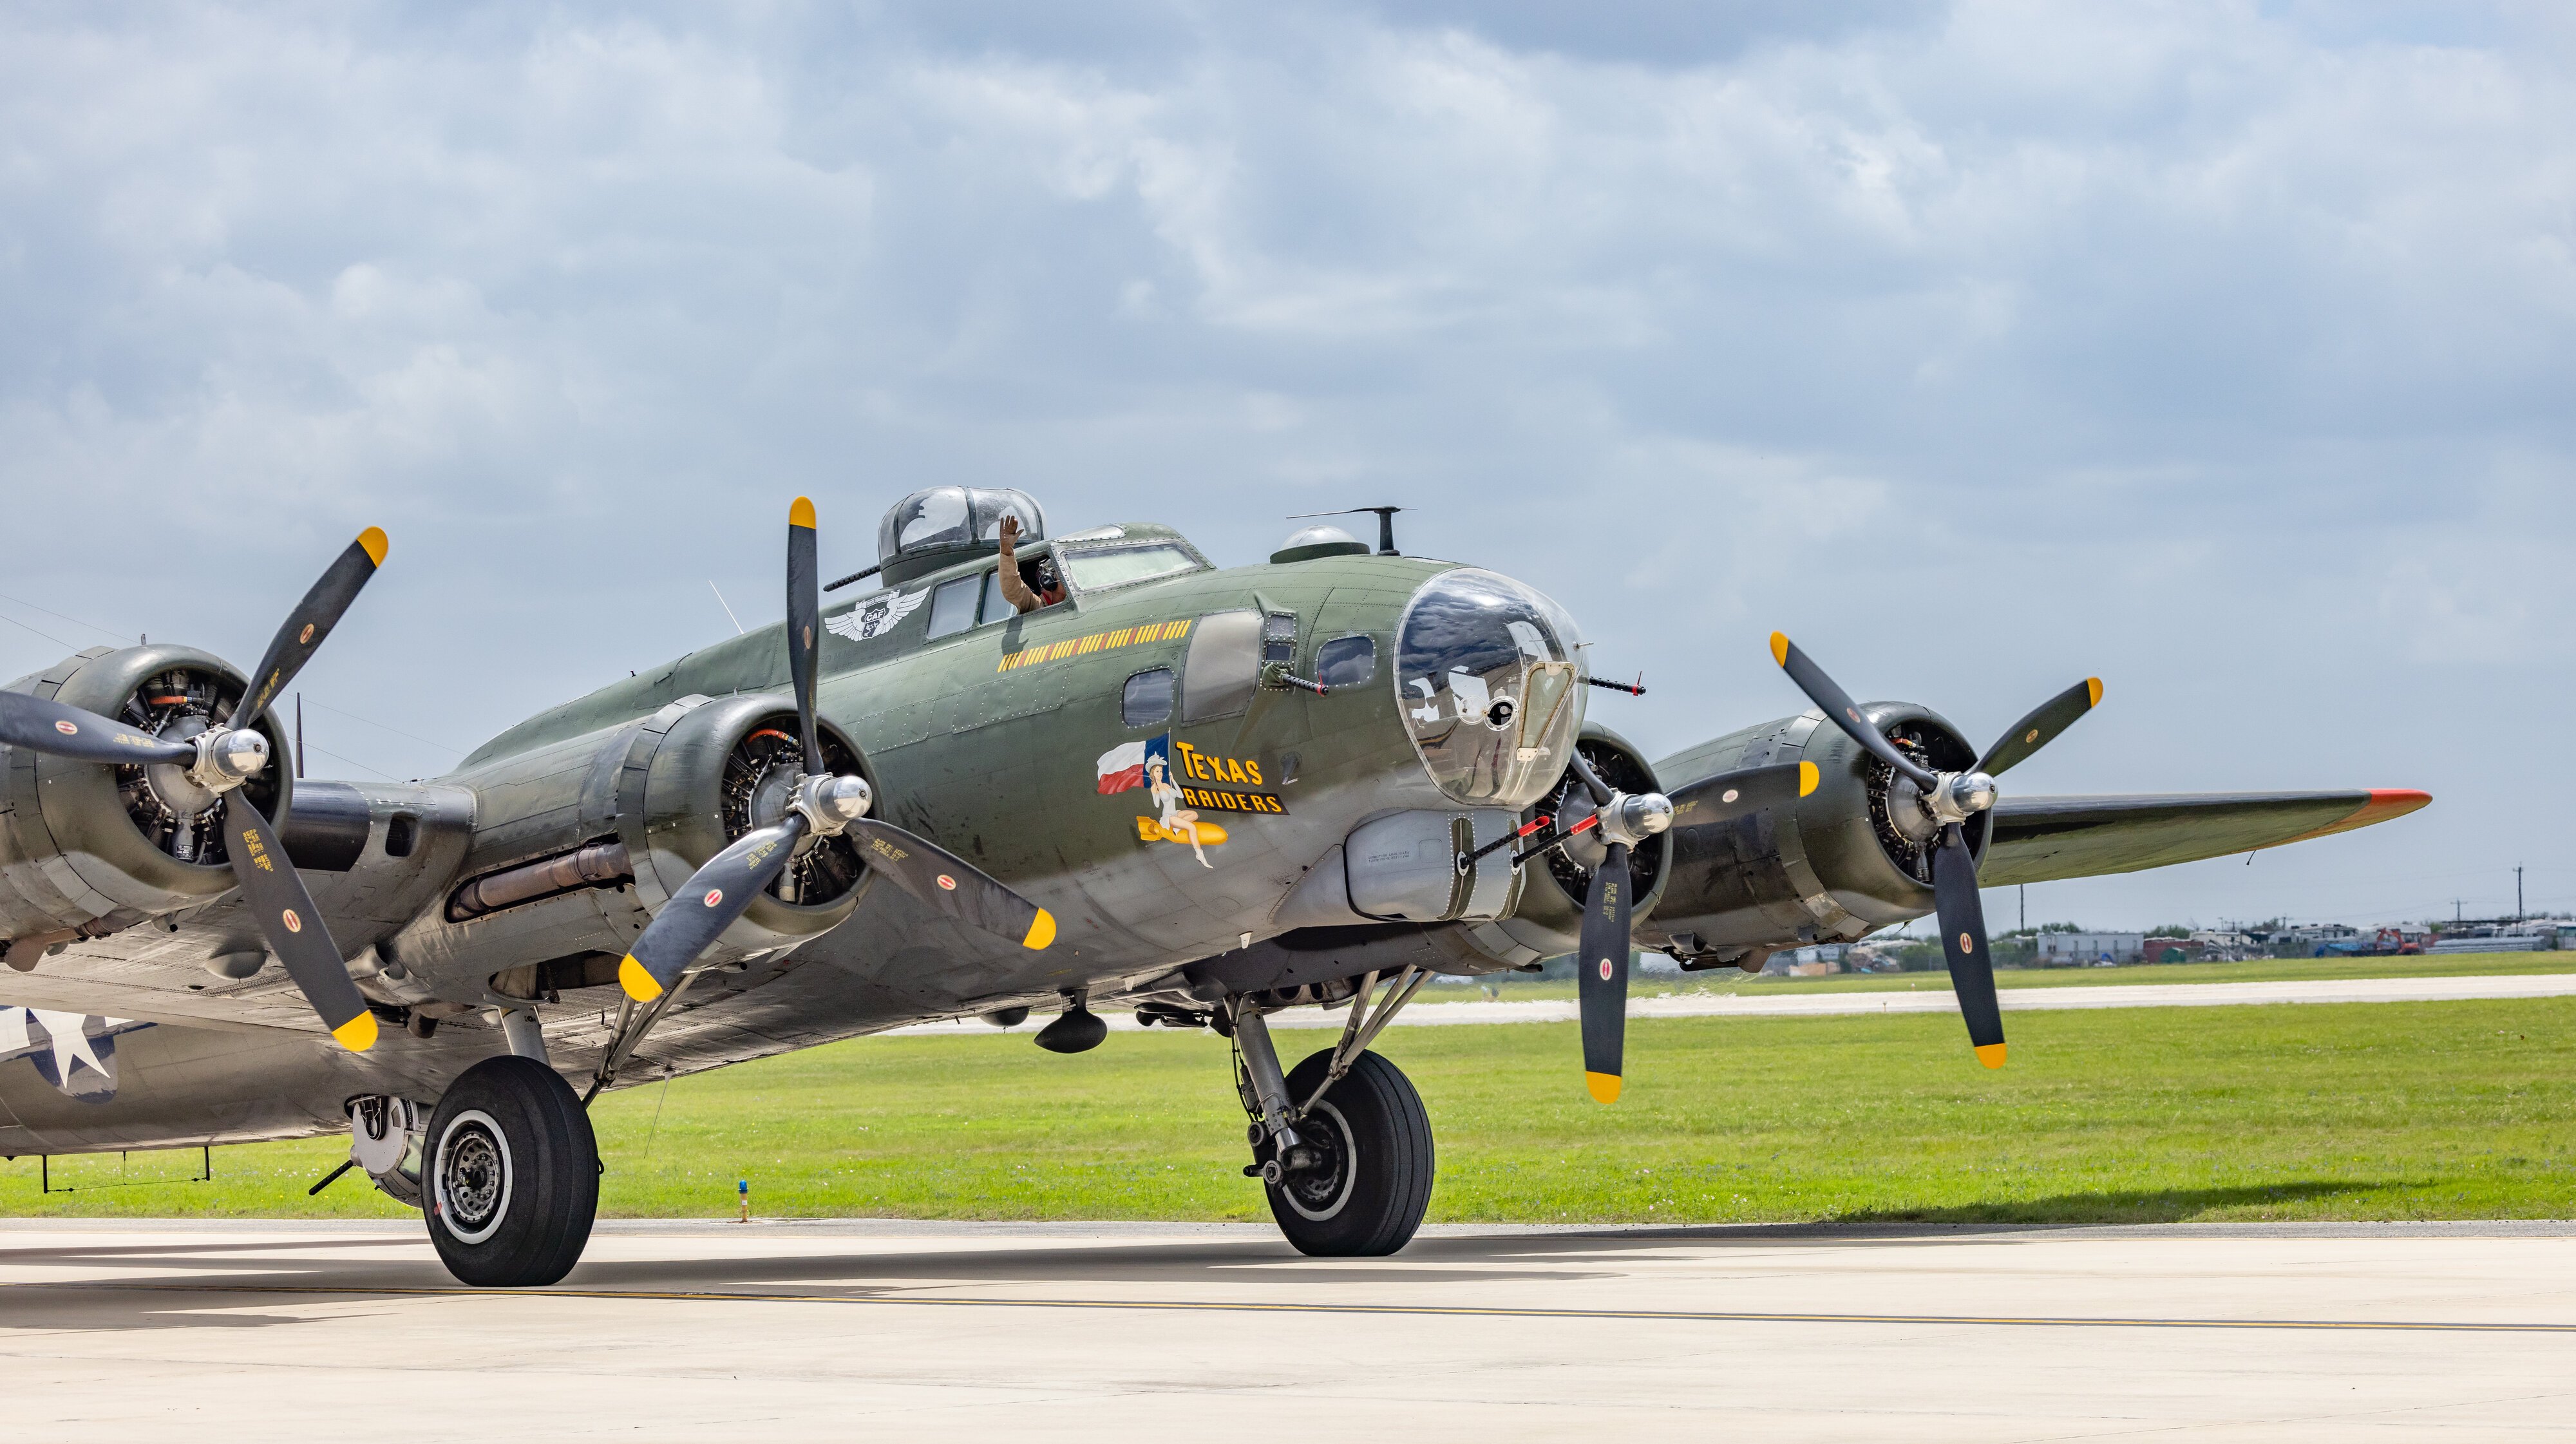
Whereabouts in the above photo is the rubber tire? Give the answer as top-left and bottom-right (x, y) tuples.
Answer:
(1265, 1049), (1435, 1257)
(423, 1054), (599, 1287)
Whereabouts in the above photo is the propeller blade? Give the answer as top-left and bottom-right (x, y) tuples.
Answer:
(1565, 746), (1616, 807)
(222, 793), (376, 1051)
(786, 497), (824, 777)
(618, 817), (810, 1002)
(1576, 839), (1633, 1103)
(1978, 677), (2103, 777)
(1667, 760), (1818, 830)
(227, 527), (390, 727)
(1768, 632), (1938, 791)
(1931, 822), (2004, 1069)
(846, 819), (1056, 951)
(0, 692), (195, 765)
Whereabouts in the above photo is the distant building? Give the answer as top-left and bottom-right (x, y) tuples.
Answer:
(1765, 943), (1853, 976)
(2034, 932), (2144, 965)
(2430, 921), (2566, 954)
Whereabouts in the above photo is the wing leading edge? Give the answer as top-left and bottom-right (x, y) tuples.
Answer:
(1980, 790), (2430, 887)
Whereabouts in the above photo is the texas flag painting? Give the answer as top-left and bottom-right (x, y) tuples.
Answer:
(1097, 733), (1170, 794)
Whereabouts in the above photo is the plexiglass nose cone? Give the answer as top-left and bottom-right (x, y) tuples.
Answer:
(1394, 569), (1587, 811)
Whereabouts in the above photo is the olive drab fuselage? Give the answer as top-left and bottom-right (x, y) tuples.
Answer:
(0, 526), (1611, 1152)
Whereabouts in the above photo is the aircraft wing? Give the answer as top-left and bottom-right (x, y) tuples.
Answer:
(1979, 790), (2430, 887)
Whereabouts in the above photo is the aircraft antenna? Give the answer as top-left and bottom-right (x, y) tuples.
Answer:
(1287, 506), (1405, 556)
(708, 581), (745, 635)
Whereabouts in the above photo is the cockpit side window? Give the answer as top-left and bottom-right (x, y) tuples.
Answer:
(1180, 611), (1263, 721)
(980, 569), (1014, 625)
(925, 575), (981, 640)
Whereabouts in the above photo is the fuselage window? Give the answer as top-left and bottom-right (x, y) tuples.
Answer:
(1262, 613), (1296, 665)
(1123, 667), (1175, 728)
(1180, 610), (1263, 721)
(979, 569), (1013, 625)
(1315, 634), (1376, 688)
(925, 575), (981, 640)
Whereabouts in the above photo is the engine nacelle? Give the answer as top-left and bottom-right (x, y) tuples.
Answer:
(1461, 721), (1674, 969)
(0, 644), (294, 951)
(384, 692), (880, 994)
(1640, 701), (1991, 965)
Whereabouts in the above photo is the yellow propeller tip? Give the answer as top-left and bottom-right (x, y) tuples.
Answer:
(1023, 908), (1057, 951)
(1584, 1071), (1623, 1104)
(1768, 632), (1790, 667)
(2085, 677), (2103, 707)
(1974, 1042), (2007, 1069)
(1797, 760), (1819, 797)
(357, 527), (390, 566)
(790, 496), (817, 530)
(618, 954), (665, 1002)
(332, 1011), (379, 1052)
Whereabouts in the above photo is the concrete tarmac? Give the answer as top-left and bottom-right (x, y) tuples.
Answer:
(892, 969), (2576, 1034)
(2, 1218), (2570, 1439)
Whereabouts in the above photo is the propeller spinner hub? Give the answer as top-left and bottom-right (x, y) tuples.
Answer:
(791, 773), (873, 835)
(1595, 791), (1674, 849)
(187, 727), (270, 796)
(1924, 770), (1998, 826)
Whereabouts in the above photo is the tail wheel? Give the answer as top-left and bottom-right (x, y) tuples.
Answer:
(424, 1054), (599, 1287)
(1265, 1050), (1434, 1257)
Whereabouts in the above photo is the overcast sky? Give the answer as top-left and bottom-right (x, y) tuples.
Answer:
(3, 2), (2569, 930)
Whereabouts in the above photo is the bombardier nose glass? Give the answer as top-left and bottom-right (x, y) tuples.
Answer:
(1395, 569), (1586, 808)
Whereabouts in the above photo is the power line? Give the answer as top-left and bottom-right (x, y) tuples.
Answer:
(0, 591), (132, 644)
(300, 743), (402, 782)
(298, 698), (466, 755)
(0, 611), (79, 651)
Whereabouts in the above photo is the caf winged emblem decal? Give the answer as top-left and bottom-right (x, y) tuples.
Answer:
(825, 587), (929, 643)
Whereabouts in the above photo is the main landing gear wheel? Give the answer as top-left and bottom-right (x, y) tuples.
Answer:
(423, 1054), (600, 1287)
(1265, 1049), (1434, 1257)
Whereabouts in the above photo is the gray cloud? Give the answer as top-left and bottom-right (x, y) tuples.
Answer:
(1, 1), (2568, 926)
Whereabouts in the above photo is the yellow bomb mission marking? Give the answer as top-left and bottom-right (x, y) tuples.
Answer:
(1137, 815), (1230, 846)
(999, 618), (1192, 672)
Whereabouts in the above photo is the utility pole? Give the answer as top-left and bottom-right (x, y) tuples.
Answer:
(2019, 884), (2026, 933)
(294, 692), (305, 779)
(2516, 865), (2524, 922)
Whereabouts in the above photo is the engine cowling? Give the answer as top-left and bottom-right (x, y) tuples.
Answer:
(1639, 701), (1991, 965)
(627, 694), (876, 933)
(385, 692), (881, 993)
(0, 644), (293, 949)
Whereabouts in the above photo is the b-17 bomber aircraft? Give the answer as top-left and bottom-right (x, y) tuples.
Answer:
(0, 489), (2429, 1283)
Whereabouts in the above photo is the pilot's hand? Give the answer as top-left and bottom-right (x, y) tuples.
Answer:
(998, 516), (1021, 546)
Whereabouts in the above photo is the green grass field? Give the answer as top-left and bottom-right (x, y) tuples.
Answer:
(6, 989), (2569, 1225)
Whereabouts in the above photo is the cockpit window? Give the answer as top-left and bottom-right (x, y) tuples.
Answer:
(1059, 542), (1203, 593)
(1395, 569), (1586, 808)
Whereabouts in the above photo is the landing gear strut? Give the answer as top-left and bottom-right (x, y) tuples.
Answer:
(1228, 970), (1435, 1257)
(423, 1054), (600, 1287)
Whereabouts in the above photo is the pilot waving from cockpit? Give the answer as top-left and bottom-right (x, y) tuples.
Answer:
(997, 515), (1066, 613)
